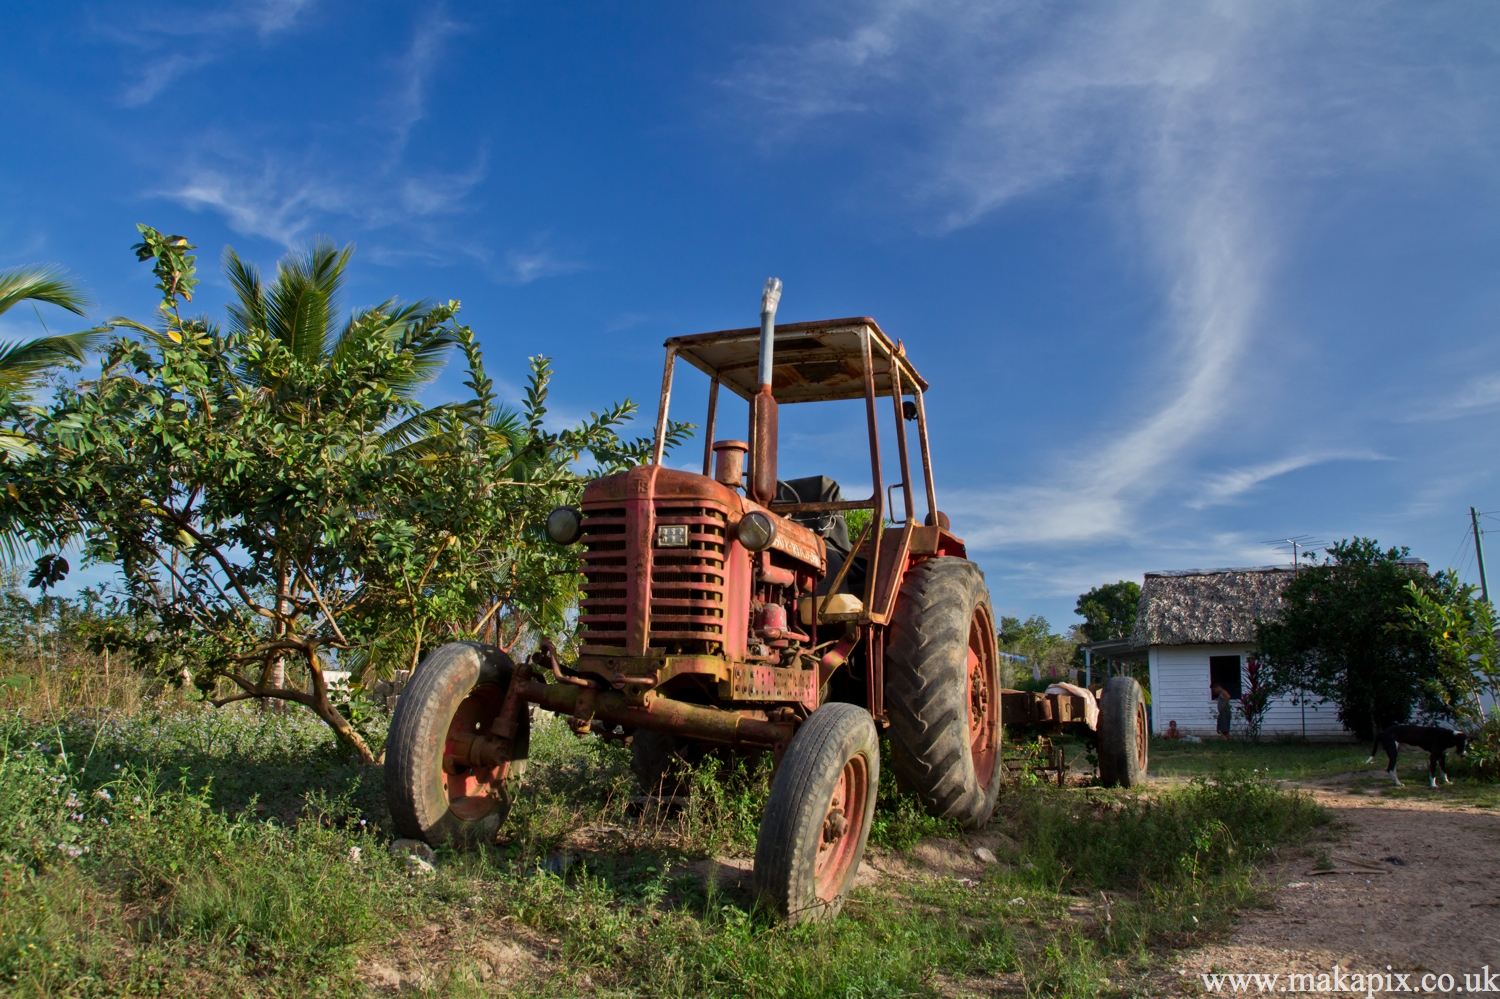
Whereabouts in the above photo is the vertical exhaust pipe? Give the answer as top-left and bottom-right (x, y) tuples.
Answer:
(751, 277), (782, 504)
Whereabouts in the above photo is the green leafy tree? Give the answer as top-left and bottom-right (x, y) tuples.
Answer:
(1397, 570), (1500, 724)
(998, 614), (1074, 682)
(1074, 580), (1141, 642)
(0, 227), (686, 762)
(1254, 538), (1443, 739)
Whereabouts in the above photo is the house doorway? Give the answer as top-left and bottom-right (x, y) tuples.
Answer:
(1209, 655), (1243, 699)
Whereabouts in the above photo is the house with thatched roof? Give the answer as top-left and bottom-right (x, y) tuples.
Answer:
(1130, 566), (1350, 740)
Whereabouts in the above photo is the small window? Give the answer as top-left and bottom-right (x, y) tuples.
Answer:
(1209, 655), (1242, 700)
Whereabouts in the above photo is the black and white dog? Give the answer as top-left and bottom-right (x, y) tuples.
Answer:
(1367, 725), (1469, 788)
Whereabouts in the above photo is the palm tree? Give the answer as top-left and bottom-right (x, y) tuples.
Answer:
(0, 266), (98, 458)
(220, 240), (464, 697)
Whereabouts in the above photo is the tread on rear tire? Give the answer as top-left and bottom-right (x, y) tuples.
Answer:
(752, 702), (879, 923)
(1097, 676), (1148, 788)
(885, 558), (1002, 828)
(385, 642), (529, 847)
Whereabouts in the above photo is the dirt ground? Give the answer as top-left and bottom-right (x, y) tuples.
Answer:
(1169, 774), (1500, 988)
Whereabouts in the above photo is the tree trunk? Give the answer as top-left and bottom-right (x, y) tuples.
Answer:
(304, 649), (376, 765)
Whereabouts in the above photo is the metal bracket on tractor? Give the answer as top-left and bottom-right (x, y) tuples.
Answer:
(385, 278), (1149, 925)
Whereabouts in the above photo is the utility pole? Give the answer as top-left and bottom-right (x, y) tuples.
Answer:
(1472, 507), (1490, 605)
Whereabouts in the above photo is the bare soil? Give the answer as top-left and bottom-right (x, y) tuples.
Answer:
(1168, 774), (1500, 988)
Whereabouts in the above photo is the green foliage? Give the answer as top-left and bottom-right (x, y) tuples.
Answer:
(1253, 538), (1445, 739)
(0, 227), (688, 761)
(999, 614), (1075, 681)
(1396, 569), (1500, 723)
(1074, 580), (1140, 643)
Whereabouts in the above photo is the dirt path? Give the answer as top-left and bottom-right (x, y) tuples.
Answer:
(1171, 778), (1500, 987)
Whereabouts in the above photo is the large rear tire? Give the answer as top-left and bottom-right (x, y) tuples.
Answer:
(1097, 676), (1148, 788)
(385, 642), (529, 847)
(885, 558), (1002, 828)
(630, 730), (706, 795)
(752, 703), (878, 924)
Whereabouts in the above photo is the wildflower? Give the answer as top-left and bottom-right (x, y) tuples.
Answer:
(132, 796), (141, 803)
(100, 818), (109, 826)
(56, 844), (82, 858)
(70, 813), (83, 822)
(96, 789), (112, 801)
(347, 846), (362, 863)
(112, 764), (120, 771)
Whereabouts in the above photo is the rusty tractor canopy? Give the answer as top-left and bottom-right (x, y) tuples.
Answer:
(666, 317), (929, 405)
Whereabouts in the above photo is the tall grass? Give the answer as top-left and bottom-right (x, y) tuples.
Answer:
(0, 698), (1332, 997)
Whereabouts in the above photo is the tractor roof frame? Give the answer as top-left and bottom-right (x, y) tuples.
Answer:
(649, 316), (938, 530)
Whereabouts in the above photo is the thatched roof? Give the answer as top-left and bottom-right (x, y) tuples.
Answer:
(1130, 566), (1296, 647)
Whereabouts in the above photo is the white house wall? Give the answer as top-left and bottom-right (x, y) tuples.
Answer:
(1147, 645), (1349, 741)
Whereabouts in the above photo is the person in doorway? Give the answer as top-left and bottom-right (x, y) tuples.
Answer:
(1165, 720), (1182, 740)
(1211, 684), (1233, 740)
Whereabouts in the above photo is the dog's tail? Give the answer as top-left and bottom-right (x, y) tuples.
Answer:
(1370, 731), (1382, 758)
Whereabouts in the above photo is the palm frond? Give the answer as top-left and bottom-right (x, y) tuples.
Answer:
(376, 403), (474, 456)
(0, 266), (91, 319)
(266, 238), (352, 364)
(223, 247), (266, 336)
(0, 329), (106, 393)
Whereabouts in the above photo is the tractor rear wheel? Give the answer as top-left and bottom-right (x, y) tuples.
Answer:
(752, 702), (878, 923)
(385, 642), (529, 847)
(630, 730), (706, 796)
(885, 558), (1002, 828)
(1096, 676), (1148, 788)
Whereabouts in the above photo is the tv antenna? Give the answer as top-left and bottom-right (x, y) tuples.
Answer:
(1264, 535), (1324, 569)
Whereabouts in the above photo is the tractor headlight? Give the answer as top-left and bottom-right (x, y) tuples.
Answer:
(736, 510), (778, 552)
(545, 506), (584, 545)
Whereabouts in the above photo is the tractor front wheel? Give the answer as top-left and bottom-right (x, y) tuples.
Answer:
(885, 558), (1002, 828)
(752, 702), (878, 923)
(1096, 676), (1148, 787)
(385, 642), (530, 847)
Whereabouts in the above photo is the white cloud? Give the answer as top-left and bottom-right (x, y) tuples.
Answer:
(724, 2), (1500, 550)
(1187, 451), (1389, 510)
(389, 9), (464, 151)
(503, 247), (583, 286)
(109, 0), (318, 107)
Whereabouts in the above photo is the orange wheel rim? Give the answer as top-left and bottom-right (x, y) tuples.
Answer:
(814, 754), (869, 902)
(442, 684), (507, 822)
(1134, 700), (1149, 773)
(966, 606), (999, 788)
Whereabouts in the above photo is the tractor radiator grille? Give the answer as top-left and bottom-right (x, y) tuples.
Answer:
(578, 503), (728, 656)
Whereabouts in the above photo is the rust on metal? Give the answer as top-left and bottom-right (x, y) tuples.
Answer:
(665, 317), (928, 405)
(520, 680), (795, 748)
(860, 327), (883, 616)
(650, 347), (677, 466)
(868, 523), (915, 625)
(701, 377), (720, 476)
(913, 388), (938, 526)
(723, 662), (817, 708)
(887, 351), (915, 523)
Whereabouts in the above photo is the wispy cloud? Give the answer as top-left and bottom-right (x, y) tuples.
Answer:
(110, 0), (319, 107)
(724, 2), (1500, 552)
(389, 9), (464, 151)
(503, 246), (584, 286)
(1187, 451), (1390, 510)
(1412, 370), (1500, 422)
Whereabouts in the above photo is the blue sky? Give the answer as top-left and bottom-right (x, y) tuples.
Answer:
(4, 1), (1500, 630)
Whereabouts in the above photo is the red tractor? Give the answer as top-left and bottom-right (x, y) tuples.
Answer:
(385, 280), (1147, 922)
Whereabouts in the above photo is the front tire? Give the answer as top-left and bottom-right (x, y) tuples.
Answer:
(885, 558), (1002, 828)
(752, 703), (878, 923)
(385, 642), (529, 847)
(1097, 676), (1148, 788)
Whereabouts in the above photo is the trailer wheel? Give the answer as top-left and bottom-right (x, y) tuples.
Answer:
(885, 558), (1002, 828)
(1097, 676), (1148, 788)
(385, 642), (529, 847)
(752, 702), (878, 923)
(629, 730), (705, 796)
